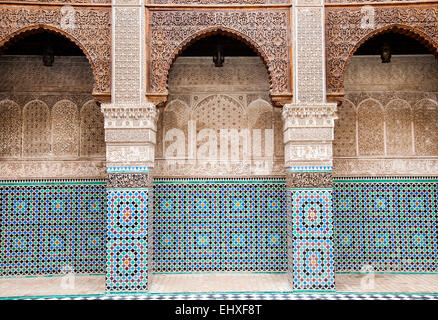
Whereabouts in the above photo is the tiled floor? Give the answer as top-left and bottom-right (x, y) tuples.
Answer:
(1, 273), (438, 298)
(150, 273), (291, 293)
(0, 275), (104, 298)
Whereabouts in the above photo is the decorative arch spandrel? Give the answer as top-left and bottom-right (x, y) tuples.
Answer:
(147, 10), (291, 101)
(0, 6), (111, 95)
(325, 5), (438, 97)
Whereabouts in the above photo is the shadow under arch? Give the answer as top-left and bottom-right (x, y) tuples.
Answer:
(0, 25), (99, 93)
(340, 23), (438, 96)
(155, 26), (275, 106)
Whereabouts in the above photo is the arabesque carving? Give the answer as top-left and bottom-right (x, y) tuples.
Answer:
(80, 100), (106, 157)
(286, 172), (333, 189)
(326, 5), (438, 96)
(148, 9), (291, 98)
(151, 0), (285, 3)
(0, 6), (111, 94)
(23, 100), (51, 158)
(0, 99), (21, 158)
(52, 100), (80, 157)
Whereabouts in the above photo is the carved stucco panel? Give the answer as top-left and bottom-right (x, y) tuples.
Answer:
(413, 99), (438, 156)
(52, 100), (80, 157)
(80, 100), (106, 157)
(357, 98), (384, 156)
(155, 56), (282, 177)
(0, 99), (21, 158)
(333, 98), (356, 157)
(294, 5), (325, 103)
(22, 100), (51, 158)
(385, 99), (412, 156)
(113, 6), (142, 105)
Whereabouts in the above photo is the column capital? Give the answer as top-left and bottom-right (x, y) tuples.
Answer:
(101, 103), (158, 168)
(293, 0), (324, 7)
(101, 102), (158, 130)
(282, 103), (337, 169)
(282, 103), (337, 128)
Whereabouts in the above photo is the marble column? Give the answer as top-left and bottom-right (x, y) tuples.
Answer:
(284, 0), (337, 290)
(103, 0), (156, 292)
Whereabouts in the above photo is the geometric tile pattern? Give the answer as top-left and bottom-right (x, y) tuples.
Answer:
(333, 178), (438, 273)
(16, 293), (438, 301)
(0, 181), (106, 276)
(287, 189), (335, 290)
(153, 178), (287, 272)
(2, 176), (435, 288)
(106, 188), (150, 292)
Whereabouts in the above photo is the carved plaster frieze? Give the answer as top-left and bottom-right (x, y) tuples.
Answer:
(153, 159), (286, 177)
(0, 160), (106, 180)
(285, 143), (333, 160)
(284, 127), (334, 142)
(286, 171), (333, 189)
(105, 129), (156, 143)
(334, 158), (438, 177)
(107, 172), (153, 189)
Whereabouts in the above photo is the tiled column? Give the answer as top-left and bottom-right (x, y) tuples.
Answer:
(102, 104), (157, 292)
(103, 0), (156, 292)
(284, 0), (337, 290)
